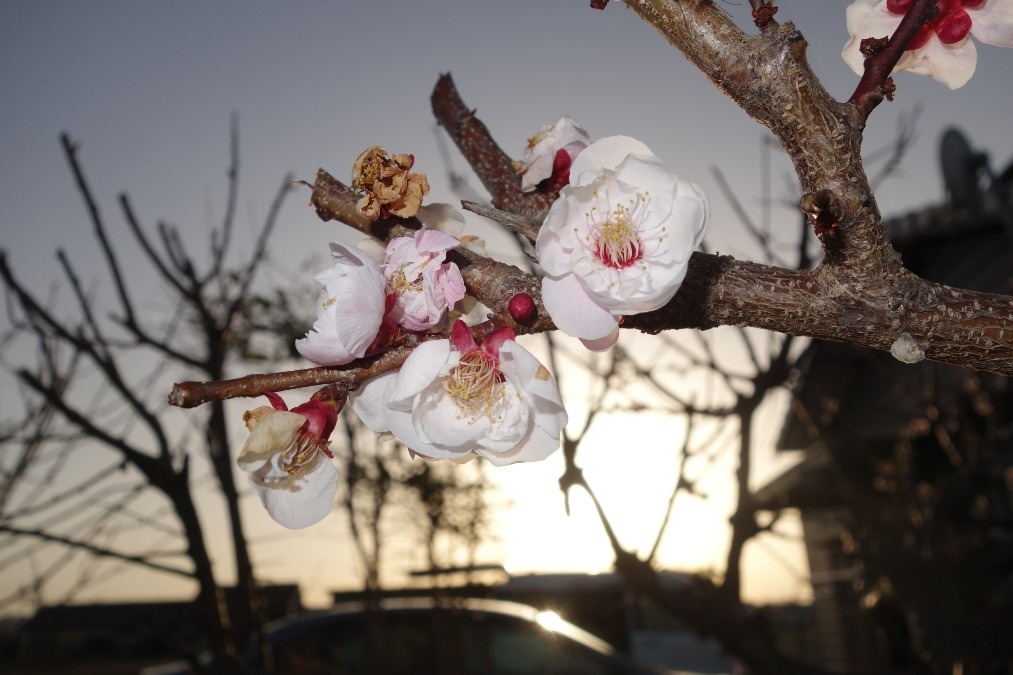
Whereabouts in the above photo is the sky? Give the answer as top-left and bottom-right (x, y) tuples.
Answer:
(2, 1), (1012, 615)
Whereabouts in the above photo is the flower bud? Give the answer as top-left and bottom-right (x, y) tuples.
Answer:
(508, 293), (536, 324)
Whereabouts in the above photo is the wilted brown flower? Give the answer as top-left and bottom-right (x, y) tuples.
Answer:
(351, 146), (430, 220)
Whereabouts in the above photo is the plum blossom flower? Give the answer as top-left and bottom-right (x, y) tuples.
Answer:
(843, 0), (1013, 89)
(515, 116), (592, 192)
(382, 228), (467, 332)
(352, 321), (567, 466)
(238, 392), (339, 529)
(352, 146), (430, 220)
(295, 243), (388, 366)
(535, 136), (709, 351)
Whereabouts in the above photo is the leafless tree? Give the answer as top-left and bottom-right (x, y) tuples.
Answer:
(0, 120), (288, 672)
(0, 117), (501, 673)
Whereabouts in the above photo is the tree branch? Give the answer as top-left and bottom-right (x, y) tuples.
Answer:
(0, 525), (193, 578)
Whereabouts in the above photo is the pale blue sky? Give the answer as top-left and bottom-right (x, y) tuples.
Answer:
(2, 1), (1011, 611)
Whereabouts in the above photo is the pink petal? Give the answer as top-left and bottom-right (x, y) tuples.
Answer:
(290, 399), (337, 439)
(414, 228), (460, 255)
(450, 320), (476, 354)
(481, 326), (518, 360)
(263, 391), (288, 411)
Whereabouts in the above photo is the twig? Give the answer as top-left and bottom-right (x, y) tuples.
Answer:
(848, 0), (937, 120)
(460, 201), (541, 242)
(0, 525), (193, 578)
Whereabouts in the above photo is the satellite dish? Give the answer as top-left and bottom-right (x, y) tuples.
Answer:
(940, 127), (987, 208)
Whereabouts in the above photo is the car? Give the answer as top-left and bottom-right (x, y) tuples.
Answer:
(141, 596), (676, 674)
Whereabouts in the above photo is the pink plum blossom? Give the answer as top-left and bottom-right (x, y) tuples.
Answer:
(535, 136), (709, 352)
(351, 321), (567, 466)
(382, 228), (467, 332)
(516, 116), (592, 192)
(238, 392), (339, 529)
(843, 0), (1013, 89)
(295, 243), (388, 366)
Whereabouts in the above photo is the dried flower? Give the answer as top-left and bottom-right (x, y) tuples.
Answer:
(352, 146), (430, 220)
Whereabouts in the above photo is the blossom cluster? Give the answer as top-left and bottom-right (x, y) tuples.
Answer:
(241, 125), (709, 528)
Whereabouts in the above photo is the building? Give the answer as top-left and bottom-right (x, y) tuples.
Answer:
(755, 130), (1013, 672)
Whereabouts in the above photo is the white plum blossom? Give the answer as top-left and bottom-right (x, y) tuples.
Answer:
(843, 0), (1013, 89)
(352, 320), (567, 466)
(238, 392), (339, 529)
(382, 228), (467, 332)
(516, 116), (592, 192)
(417, 202), (466, 235)
(535, 136), (709, 351)
(295, 243), (388, 366)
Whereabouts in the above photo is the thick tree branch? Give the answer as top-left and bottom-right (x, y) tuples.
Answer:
(431, 74), (556, 221)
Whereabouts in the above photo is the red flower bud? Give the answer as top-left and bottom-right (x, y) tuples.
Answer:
(508, 293), (536, 324)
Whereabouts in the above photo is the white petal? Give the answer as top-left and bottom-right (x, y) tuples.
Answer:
(534, 189), (586, 277)
(417, 391), (488, 449)
(253, 459), (338, 530)
(907, 38), (977, 89)
(570, 136), (653, 185)
(477, 423), (560, 466)
(351, 372), (397, 433)
(842, 0), (902, 75)
(499, 342), (568, 436)
(612, 152), (675, 196)
(479, 384), (532, 452)
(541, 274), (618, 341)
(356, 237), (386, 263)
(519, 153), (555, 192)
(580, 328), (621, 352)
(387, 398), (472, 461)
(387, 341), (453, 409)
(969, 2), (1013, 47)
(417, 203), (466, 235)
(295, 243), (387, 366)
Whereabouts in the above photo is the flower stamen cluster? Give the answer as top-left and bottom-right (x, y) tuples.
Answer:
(587, 192), (648, 270)
(442, 349), (504, 418)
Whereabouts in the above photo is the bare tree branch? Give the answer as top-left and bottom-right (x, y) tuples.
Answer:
(0, 525), (193, 578)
